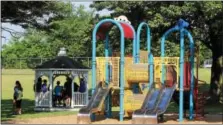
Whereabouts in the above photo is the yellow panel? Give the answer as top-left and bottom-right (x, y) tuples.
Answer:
(111, 57), (120, 87)
(96, 56), (179, 112)
(124, 89), (147, 111)
(96, 57), (179, 86)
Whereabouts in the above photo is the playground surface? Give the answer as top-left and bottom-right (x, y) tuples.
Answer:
(4, 114), (222, 124)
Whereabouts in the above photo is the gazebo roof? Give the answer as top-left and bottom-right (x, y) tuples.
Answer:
(35, 48), (90, 69)
(35, 56), (89, 69)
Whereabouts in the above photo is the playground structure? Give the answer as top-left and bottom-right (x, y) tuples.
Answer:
(77, 16), (198, 124)
(95, 57), (179, 113)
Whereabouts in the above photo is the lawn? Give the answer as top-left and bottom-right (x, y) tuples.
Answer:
(1, 68), (221, 122)
(1, 69), (81, 122)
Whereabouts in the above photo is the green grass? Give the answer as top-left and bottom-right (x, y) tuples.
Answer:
(196, 68), (211, 84)
(166, 68), (222, 114)
(196, 68), (211, 92)
(1, 68), (221, 122)
(1, 69), (81, 122)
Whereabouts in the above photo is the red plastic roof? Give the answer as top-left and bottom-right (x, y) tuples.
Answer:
(96, 22), (134, 40)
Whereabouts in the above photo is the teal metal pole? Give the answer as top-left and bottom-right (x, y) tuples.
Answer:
(105, 33), (109, 84)
(108, 65), (112, 118)
(105, 33), (112, 118)
(161, 36), (166, 84)
(179, 28), (185, 122)
(148, 53), (154, 89)
(184, 29), (194, 120)
(119, 22), (136, 121)
(120, 29), (125, 122)
(133, 37), (137, 63)
(91, 19), (97, 121)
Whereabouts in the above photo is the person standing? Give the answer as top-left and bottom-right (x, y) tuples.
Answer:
(54, 81), (63, 106)
(63, 77), (72, 107)
(41, 79), (48, 93)
(79, 78), (86, 93)
(34, 77), (42, 93)
(33, 78), (42, 101)
(13, 84), (18, 115)
(73, 82), (79, 92)
(13, 81), (23, 115)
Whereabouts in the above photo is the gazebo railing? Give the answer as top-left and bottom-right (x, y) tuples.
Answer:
(35, 91), (50, 107)
(72, 92), (88, 107)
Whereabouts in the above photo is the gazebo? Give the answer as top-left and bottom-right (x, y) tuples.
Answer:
(34, 48), (90, 111)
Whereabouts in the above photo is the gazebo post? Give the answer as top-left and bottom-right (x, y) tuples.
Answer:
(34, 70), (38, 108)
(83, 72), (89, 105)
(49, 70), (53, 108)
(52, 74), (56, 108)
(71, 72), (75, 108)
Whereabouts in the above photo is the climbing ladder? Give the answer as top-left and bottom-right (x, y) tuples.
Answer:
(111, 57), (119, 87)
(195, 92), (206, 119)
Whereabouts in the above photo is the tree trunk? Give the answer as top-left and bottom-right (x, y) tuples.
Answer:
(209, 37), (223, 102)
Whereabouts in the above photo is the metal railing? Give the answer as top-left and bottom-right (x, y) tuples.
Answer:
(35, 92), (50, 107)
(72, 92), (88, 107)
(1, 57), (92, 69)
(35, 91), (88, 108)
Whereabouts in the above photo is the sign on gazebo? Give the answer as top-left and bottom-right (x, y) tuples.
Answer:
(53, 70), (71, 75)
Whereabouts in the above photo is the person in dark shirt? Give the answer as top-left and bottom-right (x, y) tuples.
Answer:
(73, 82), (79, 92)
(63, 77), (72, 107)
(13, 81), (23, 115)
(79, 78), (86, 93)
(54, 81), (63, 106)
(41, 79), (48, 93)
(34, 78), (42, 93)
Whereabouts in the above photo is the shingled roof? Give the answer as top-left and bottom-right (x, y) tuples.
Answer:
(35, 48), (89, 69)
(35, 56), (89, 69)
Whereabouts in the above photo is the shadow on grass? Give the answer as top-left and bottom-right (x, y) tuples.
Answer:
(165, 82), (223, 123)
(198, 82), (210, 92)
(1, 98), (78, 123)
(2, 88), (93, 123)
(1, 99), (35, 122)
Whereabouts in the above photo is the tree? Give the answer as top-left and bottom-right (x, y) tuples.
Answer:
(91, 1), (223, 102)
(1, 1), (72, 37)
(2, 4), (94, 68)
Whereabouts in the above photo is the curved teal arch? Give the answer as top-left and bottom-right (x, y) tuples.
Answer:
(92, 19), (135, 121)
(160, 24), (195, 122)
(136, 22), (151, 63)
(136, 22), (153, 90)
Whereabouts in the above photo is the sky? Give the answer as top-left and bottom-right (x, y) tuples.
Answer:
(1, 2), (111, 45)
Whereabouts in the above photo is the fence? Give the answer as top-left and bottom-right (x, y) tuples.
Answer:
(35, 92), (50, 107)
(1, 57), (92, 69)
(72, 92), (88, 107)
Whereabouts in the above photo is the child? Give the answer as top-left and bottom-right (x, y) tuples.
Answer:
(13, 86), (18, 115)
(79, 78), (86, 93)
(63, 77), (72, 107)
(13, 81), (23, 115)
(41, 80), (48, 93)
(54, 81), (63, 106)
